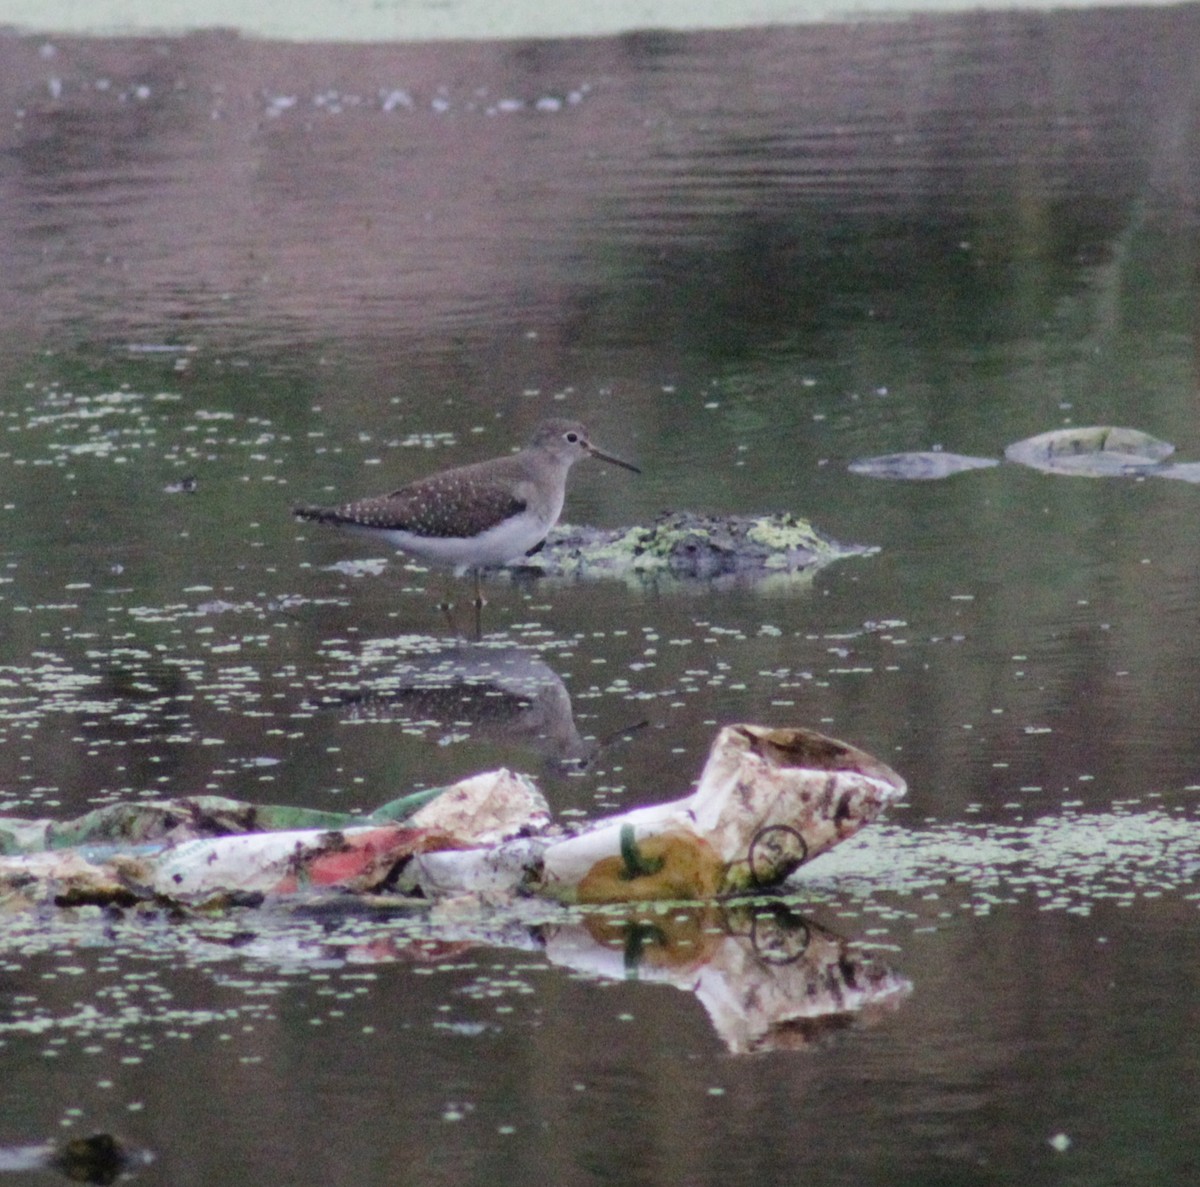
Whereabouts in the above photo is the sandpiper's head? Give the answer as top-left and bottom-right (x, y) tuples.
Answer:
(528, 419), (640, 473)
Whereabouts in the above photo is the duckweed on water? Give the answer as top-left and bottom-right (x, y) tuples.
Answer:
(805, 807), (1200, 914)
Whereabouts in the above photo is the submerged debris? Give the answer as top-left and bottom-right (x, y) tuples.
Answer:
(851, 425), (1178, 481)
(848, 452), (1000, 480)
(1003, 426), (1174, 474)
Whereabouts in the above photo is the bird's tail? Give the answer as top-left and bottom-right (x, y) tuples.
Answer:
(292, 504), (336, 524)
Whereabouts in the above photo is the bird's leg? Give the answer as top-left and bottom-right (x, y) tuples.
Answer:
(437, 574), (457, 632)
(470, 569), (484, 641)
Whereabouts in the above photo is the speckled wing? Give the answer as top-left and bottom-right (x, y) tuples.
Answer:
(296, 470), (528, 540)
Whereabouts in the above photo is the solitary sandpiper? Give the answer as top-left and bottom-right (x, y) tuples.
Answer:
(294, 417), (639, 612)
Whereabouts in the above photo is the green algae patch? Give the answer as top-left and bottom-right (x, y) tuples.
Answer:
(581, 524), (677, 574)
(533, 512), (873, 585)
(744, 515), (843, 569)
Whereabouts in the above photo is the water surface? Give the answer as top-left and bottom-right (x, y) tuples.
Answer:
(0, 8), (1199, 1185)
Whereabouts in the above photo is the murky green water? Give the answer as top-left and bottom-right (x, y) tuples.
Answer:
(1, 7), (1199, 1185)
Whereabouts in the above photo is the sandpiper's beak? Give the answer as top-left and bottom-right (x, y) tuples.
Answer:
(585, 443), (641, 474)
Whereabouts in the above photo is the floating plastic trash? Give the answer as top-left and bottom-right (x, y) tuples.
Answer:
(0, 725), (904, 910)
(541, 724), (905, 902)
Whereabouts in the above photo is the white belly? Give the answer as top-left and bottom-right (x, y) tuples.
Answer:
(374, 509), (551, 573)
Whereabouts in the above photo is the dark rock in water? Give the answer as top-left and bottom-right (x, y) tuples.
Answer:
(521, 511), (873, 584)
(848, 452), (1000, 480)
(48, 1133), (153, 1184)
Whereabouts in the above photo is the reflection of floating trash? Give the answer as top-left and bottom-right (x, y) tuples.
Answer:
(545, 903), (911, 1053)
(0, 893), (910, 1057)
(0, 725), (904, 909)
(851, 426), (1179, 481)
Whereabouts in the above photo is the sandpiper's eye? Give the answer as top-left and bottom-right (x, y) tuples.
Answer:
(565, 432), (580, 443)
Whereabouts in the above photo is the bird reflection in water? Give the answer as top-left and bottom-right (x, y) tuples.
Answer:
(307, 643), (645, 770)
